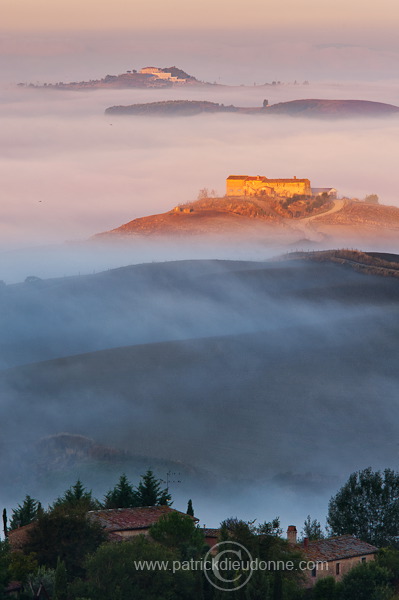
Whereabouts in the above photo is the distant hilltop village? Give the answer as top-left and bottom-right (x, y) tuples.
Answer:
(21, 66), (200, 90)
(226, 175), (337, 199)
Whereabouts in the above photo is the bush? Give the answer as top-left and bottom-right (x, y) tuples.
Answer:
(339, 562), (392, 600)
(85, 536), (198, 600)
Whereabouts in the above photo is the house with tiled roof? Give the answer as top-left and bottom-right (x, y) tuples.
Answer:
(7, 506), (198, 550)
(88, 506), (198, 541)
(286, 525), (378, 587)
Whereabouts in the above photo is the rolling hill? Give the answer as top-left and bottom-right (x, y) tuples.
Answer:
(105, 98), (399, 118)
(95, 196), (399, 248)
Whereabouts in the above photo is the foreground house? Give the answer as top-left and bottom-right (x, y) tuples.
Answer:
(7, 506), (198, 550)
(287, 526), (378, 586)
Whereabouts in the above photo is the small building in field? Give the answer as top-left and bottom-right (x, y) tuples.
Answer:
(226, 175), (312, 198)
(286, 526), (378, 587)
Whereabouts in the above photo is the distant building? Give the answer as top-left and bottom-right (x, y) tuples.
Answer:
(226, 175), (312, 198)
(139, 67), (186, 83)
(286, 526), (378, 587)
(312, 187), (338, 199)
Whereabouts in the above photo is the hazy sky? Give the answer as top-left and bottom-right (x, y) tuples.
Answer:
(1, 0), (399, 84)
(2, 0), (399, 32)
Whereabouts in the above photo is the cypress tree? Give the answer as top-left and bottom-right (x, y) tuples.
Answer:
(186, 499), (194, 517)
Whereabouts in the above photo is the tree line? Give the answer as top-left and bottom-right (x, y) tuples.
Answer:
(2, 466), (399, 599)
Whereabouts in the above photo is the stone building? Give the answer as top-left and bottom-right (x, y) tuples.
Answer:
(226, 175), (312, 198)
(139, 67), (186, 83)
(286, 526), (378, 587)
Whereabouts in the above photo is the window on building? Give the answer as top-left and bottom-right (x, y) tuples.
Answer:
(362, 557), (366, 563)
(336, 563), (340, 575)
(311, 566), (317, 578)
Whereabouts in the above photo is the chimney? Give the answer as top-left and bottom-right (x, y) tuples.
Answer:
(287, 525), (297, 544)
(304, 537), (309, 548)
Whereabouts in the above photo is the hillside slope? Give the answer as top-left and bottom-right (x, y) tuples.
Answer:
(95, 197), (399, 246)
(265, 98), (399, 117)
(2, 255), (399, 513)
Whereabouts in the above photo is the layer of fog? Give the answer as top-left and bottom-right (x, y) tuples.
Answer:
(1, 81), (399, 271)
(1, 258), (399, 530)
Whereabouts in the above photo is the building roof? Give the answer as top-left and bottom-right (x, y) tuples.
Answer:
(301, 535), (378, 562)
(264, 178), (310, 183)
(88, 506), (197, 532)
(227, 175), (310, 183)
(203, 528), (220, 538)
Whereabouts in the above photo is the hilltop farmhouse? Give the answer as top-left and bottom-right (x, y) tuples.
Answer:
(227, 175), (312, 198)
(226, 175), (337, 199)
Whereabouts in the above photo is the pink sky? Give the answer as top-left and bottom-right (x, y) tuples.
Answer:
(1, 0), (398, 85)
(2, 0), (398, 32)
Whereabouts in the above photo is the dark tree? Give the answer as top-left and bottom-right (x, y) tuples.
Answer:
(313, 576), (337, 600)
(301, 515), (325, 541)
(2, 509), (7, 538)
(150, 511), (204, 558)
(85, 536), (197, 600)
(0, 540), (10, 594)
(134, 470), (171, 507)
(104, 474), (137, 509)
(52, 480), (100, 513)
(9, 495), (40, 530)
(217, 518), (303, 597)
(186, 499), (194, 517)
(328, 467), (399, 547)
(24, 511), (106, 578)
(339, 562), (391, 600)
(54, 557), (68, 600)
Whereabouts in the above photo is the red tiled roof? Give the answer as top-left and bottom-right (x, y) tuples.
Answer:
(88, 506), (197, 532)
(301, 535), (378, 562)
(203, 528), (220, 538)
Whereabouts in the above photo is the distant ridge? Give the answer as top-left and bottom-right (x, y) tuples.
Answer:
(265, 98), (399, 117)
(105, 98), (399, 118)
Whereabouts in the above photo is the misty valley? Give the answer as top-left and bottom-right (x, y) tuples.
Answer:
(1, 254), (399, 530)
